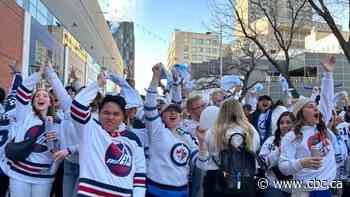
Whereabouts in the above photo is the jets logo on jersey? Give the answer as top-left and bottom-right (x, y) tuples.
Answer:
(24, 125), (47, 153)
(170, 143), (190, 166)
(307, 131), (331, 157)
(0, 129), (9, 146)
(105, 143), (133, 177)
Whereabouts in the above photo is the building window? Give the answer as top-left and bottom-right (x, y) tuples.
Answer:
(192, 39), (197, 45)
(184, 46), (189, 52)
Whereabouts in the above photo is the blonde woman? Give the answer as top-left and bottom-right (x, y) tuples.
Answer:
(196, 99), (260, 197)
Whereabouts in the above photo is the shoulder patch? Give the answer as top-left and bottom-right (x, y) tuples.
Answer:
(121, 130), (143, 147)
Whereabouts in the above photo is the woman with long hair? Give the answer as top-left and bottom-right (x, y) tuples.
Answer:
(7, 64), (61, 197)
(279, 57), (338, 197)
(279, 99), (337, 197)
(196, 99), (260, 197)
(259, 111), (296, 197)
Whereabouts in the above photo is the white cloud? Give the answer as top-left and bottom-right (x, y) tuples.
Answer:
(106, 0), (137, 22)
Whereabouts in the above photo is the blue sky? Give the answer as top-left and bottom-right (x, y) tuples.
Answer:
(108, 0), (213, 94)
(134, 0), (214, 93)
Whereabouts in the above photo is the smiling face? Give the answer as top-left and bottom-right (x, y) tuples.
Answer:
(302, 102), (320, 125)
(162, 108), (181, 129)
(99, 102), (125, 133)
(258, 98), (272, 112)
(189, 99), (206, 121)
(279, 115), (293, 136)
(32, 89), (51, 114)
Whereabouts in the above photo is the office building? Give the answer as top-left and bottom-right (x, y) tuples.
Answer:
(112, 21), (135, 87)
(167, 30), (220, 68)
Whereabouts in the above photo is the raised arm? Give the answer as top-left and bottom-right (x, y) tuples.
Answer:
(319, 56), (336, 124)
(45, 63), (72, 112)
(70, 72), (106, 128)
(15, 65), (43, 123)
(107, 72), (142, 108)
(5, 62), (22, 113)
(144, 64), (165, 138)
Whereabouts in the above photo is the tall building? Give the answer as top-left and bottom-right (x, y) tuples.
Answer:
(234, 0), (312, 50)
(112, 21), (135, 87)
(0, 0), (25, 90)
(167, 30), (220, 68)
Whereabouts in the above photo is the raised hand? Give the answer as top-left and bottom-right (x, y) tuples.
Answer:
(69, 67), (78, 81)
(196, 126), (206, 145)
(9, 60), (19, 74)
(38, 64), (45, 76)
(97, 70), (107, 87)
(321, 56), (336, 72)
(152, 63), (161, 80)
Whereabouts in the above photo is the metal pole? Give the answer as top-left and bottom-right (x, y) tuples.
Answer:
(219, 24), (223, 80)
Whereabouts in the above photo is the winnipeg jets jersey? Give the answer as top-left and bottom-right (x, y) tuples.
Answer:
(8, 73), (60, 184)
(0, 116), (13, 175)
(144, 85), (198, 187)
(71, 82), (146, 197)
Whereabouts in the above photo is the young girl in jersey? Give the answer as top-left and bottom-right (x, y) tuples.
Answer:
(196, 99), (260, 197)
(70, 71), (146, 197)
(7, 64), (61, 197)
(144, 64), (198, 197)
(259, 111), (296, 197)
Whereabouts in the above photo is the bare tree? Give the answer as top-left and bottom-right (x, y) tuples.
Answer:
(222, 40), (269, 101)
(209, 0), (311, 97)
(308, 0), (350, 63)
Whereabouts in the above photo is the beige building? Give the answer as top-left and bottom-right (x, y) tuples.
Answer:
(167, 30), (221, 68)
(305, 25), (348, 54)
(234, 0), (312, 53)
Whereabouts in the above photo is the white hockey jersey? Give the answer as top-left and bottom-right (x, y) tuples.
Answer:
(0, 116), (14, 175)
(8, 72), (60, 184)
(46, 66), (80, 163)
(71, 82), (146, 197)
(144, 85), (198, 187)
